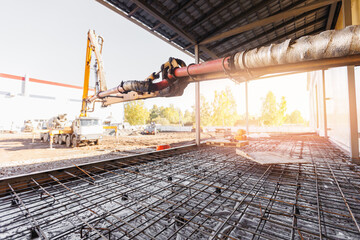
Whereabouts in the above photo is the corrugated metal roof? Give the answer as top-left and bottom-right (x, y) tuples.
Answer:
(97, 0), (341, 61)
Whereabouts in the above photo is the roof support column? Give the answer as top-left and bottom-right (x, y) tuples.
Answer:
(321, 70), (328, 138)
(346, 65), (359, 160)
(195, 45), (201, 146)
(343, 0), (359, 161)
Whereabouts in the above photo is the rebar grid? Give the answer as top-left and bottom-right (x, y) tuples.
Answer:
(0, 136), (359, 239)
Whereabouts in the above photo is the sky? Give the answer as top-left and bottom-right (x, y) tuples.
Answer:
(0, 0), (309, 120)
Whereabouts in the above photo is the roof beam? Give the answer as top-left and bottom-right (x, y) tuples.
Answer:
(196, 0), (276, 42)
(168, 0), (196, 20)
(95, 0), (195, 59)
(184, 0), (238, 32)
(253, 16), (326, 50)
(200, 0), (341, 45)
(151, 22), (162, 31)
(129, 0), (218, 59)
(128, 6), (140, 17)
(222, 17), (325, 57)
(215, 9), (320, 56)
(130, 0), (195, 44)
(326, 2), (337, 29)
(208, 0), (313, 52)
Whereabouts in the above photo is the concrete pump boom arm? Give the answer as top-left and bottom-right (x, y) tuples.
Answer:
(80, 30), (107, 117)
(87, 25), (360, 107)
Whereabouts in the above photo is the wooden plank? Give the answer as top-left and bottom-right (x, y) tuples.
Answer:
(236, 149), (311, 165)
(326, 2), (337, 30)
(206, 140), (249, 147)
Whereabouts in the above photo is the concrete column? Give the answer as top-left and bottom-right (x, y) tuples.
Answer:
(343, 0), (359, 160)
(195, 45), (201, 146)
(321, 70), (328, 138)
(347, 66), (359, 160)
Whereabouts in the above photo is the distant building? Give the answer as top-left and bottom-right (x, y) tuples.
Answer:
(0, 73), (124, 131)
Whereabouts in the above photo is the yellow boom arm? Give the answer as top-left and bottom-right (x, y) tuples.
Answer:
(80, 30), (107, 117)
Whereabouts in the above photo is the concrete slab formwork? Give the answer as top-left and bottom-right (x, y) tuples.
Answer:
(0, 136), (359, 239)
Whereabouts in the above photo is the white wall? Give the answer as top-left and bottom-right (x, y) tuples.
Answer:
(0, 74), (124, 131)
(308, 67), (360, 152)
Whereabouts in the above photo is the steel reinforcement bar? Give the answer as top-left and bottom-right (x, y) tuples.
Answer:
(0, 136), (359, 239)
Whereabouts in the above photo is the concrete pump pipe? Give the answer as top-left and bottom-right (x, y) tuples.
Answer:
(92, 25), (360, 102)
(173, 25), (360, 82)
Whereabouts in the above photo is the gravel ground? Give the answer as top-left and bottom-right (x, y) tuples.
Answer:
(0, 131), (213, 179)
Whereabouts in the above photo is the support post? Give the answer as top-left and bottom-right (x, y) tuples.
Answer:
(195, 45), (201, 146)
(347, 66), (359, 160)
(343, 0), (359, 160)
(245, 80), (249, 134)
(322, 70), (328, 138)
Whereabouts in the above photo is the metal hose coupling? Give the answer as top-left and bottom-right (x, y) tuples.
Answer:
(121, 80), (151, 93)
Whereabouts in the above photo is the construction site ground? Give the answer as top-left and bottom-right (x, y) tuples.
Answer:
(0, 132), (212, 179)
(1, 134), (359, 239)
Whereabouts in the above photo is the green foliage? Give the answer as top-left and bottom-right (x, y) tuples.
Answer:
(211, 87), (239, 126)
(285, 110), (305, 124)
(126, 102), (185, 126)
(152, 116), (170, 125)
(149, 105), (160, 120)
(277, 96), (287, 125)
(183, 110), (193, 125)
(260, 91), (277, 126)
(160, 104), (181, 124)
(123, 90), (305, 128)
(191, 105), (196, 123)
(124, 88), (241, 127)
(200, 95), (212, 126)
(124, 100), (149, 125)
(260, 91), (288, 126)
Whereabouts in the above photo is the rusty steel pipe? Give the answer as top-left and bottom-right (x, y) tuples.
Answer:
(168, 57), (230, 80)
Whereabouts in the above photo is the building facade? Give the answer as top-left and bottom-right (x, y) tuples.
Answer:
(308, 0), (360, 158)
(0, 73), (124, 131)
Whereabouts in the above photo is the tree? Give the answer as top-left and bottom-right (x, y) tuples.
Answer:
(260, 91), (277, 126)
(200, 95), (212, 126)
(152, 116), (170, 125)
(211, 87), (238, 126)
(277, 96), (287, 125)
(285, 110), (305, 124)
(260, 91), (288, 126)
(149, 105), (161, 121)
(124, 100), (149, 125)
(191, 105), (196, 123)
(183, 109), (193, 125)
(160, 104), (180, 124)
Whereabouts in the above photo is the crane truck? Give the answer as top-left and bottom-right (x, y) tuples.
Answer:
(40, 31), (107, 148)
(41, 114), (103, 147)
